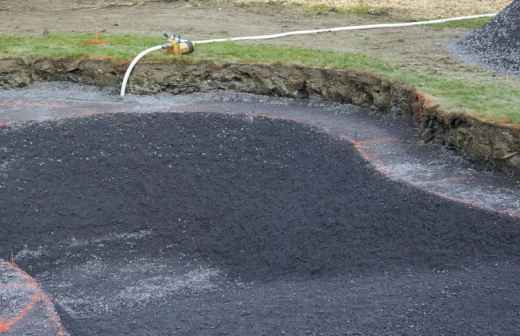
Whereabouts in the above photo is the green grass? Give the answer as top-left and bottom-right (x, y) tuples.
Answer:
(395, 71), (520, 124)
(195, 42), (393, 72)
(0, 34), (164, 61)
(427, 16), (492, 30)
(1, 33), (519, 123)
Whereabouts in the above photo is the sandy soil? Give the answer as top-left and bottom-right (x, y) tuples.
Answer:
(240, 0), (511, 18)
(0, 0), (510, 18)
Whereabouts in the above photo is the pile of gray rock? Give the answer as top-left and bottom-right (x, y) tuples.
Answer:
(455, 0), (520, 74)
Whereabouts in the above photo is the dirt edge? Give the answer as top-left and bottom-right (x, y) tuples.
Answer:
(1, 57), (519, 177)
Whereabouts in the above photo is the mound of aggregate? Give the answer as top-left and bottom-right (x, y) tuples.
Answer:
(456, 0), (520, 74)
(1, 112), (519, 280)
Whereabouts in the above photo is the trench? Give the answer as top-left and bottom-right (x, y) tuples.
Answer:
(1, 82), (520, 336)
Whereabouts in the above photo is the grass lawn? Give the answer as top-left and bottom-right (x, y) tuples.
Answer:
(1, 32), (520, 124)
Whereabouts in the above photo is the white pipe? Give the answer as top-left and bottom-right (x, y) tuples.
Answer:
(120, 45), (164, 97)
(120, 13), (496, 96)
(193, 13), (496, 44)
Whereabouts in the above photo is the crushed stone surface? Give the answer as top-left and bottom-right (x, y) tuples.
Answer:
(454, 0), (520, 74)
(1, 112), (520, 335)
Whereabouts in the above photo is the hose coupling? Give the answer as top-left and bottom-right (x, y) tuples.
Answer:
(163, 33), (194, 55)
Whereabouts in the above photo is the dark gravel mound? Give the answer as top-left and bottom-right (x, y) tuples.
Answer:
(1, 112), (520, 280)
(456, 0), (520, 74)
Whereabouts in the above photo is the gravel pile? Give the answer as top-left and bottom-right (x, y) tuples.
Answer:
(455, 0), (520, 74)
(2, 112), (520, 279)
(2, 112), (520, 335)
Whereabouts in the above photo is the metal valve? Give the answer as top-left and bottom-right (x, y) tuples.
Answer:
(163, 33), (194, 55)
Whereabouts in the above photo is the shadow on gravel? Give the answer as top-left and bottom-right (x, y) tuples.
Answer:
(1, 112), (519, 280)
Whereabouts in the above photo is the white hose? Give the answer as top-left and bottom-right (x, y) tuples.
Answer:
(120, 44), (164, 97)
(120, 13), (496, 96)
(193, 13), (496, 44)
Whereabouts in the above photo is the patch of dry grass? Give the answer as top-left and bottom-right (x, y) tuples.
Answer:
(236, 0), (512, 19)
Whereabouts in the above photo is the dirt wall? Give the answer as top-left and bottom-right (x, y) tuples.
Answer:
(1, 57), (519, 177)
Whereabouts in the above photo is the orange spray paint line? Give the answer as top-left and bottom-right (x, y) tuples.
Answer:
(0, 261), (66, 335)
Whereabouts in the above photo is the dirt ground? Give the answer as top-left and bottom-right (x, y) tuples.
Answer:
(0, 0), (511, 18)
(0, 0), (498, 75)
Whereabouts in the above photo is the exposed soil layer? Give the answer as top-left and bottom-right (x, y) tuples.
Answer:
(455, 0), (520, 74)
(1, 112), (520, 335)
(1, 57), (519, 177)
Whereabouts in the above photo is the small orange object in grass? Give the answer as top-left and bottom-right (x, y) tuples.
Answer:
(0, 323), (10, 333)
(82, 32), (109, 46)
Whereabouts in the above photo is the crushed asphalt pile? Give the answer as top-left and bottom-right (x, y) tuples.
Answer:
(1, 112), (520, 335)
(455, 0), (520, 74)
(1, 112), (520, 279)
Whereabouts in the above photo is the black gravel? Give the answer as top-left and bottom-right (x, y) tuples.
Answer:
(2, 112), (520, 276)
(1, 112), (520, 335)
(455, 0), (520, 74)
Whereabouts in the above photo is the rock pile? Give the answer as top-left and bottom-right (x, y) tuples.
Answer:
(456, 0), (520, 74)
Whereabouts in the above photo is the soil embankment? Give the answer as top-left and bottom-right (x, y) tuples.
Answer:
(1, 57), (519, 176)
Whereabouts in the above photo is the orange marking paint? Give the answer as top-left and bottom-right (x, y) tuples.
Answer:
(0, 261), (66, 336)
(351, 139), (386, 172)
(0, 100), (69, 110)
(82, 32), (109, 46)
(349, 137), (520, 220)
(353, 137), (400, 146)
(0, 292), (41, 333)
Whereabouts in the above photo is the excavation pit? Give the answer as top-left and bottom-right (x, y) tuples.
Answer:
(1, 84), (520, 336)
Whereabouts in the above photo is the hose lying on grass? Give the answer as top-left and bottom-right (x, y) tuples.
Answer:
(120, 13), (497, 97)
